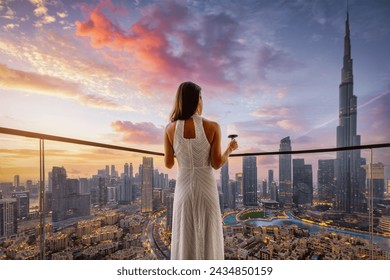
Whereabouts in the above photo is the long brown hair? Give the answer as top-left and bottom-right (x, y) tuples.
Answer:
(169, 81), (201, 122)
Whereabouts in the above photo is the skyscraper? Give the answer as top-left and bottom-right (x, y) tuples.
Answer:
(270, 182), (278, 202)
(129, 163), (133, 180)
(11, 191), (29, 219)
(235, 173), (243, 195)
(335, 10), (366, 213)
(124, 163), (129, 177)
(122, 163), (132, 203)
(51, 167), (90, 223)
(364, 162), (385, 208)
(141, 157), (153, 213)
(318, 159), (335, 203)
(13, 175), (20, 189)
(279, 137), (292, 206)
(268, 169), (274, 197)
(221, 162), (229, 209)
(0, 198), (17, 238)
(52, 166), (67, 222)
(293, 159), (313, 206)
(243, 156), (257, 206)
(261, 180), (267, 199)
(227, 181), (237, 209)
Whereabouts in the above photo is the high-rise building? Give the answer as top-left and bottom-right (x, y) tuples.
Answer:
(243, 156), (257, 206)
(48, 172), (53, 192)
(318, 159), (335, 203)
(111, 165), (118, 178)
(387, 180), (390, 194)
(129, 163), (134, 180)
(270, 182), (278, 201)
(0, 198), (17, 237)
(221, 162), (229, 209)
(261, 180), (267, 199)
(227, 181), (237, 209)
(0, 183), (12, 197)
(166, 192), (174, 231)
(105, 165), (110, 177)
(293, 159), (313, 206)
(26, 180), (32, 192)
(141, 157), (154, 213)
(279, 137), (292, 206)
(236, 173), (243, 195)
(124, 163), (129, 177)
(98, 176), (107, 207)
(364, 162), (385, 207)
(335, 10), (366, 213)
(51, 167), (90, 223)
(11, 191), (29, 219)
(79, 178), (90, 194)
(52, 167), (67, 223)
(13, 175), (20, 189)
(119, 175), (132, 204)
(268, 169), (274, 197)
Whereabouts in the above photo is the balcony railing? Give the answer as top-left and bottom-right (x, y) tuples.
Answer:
(1, 126), (389, 260)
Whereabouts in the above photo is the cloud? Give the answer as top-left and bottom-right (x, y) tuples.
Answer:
(251, 106), (291, 119)
(257, 44), (304, 79)
(29, 0), (56, 26)
(0, 64), (126, 110)
(57, 12), (68, 18)
(276, 119), (303, 132)
(111, 120), (164, 145)
(250, 105), (304, 132)
(3, 23), (19, 30)
(75, 0), (241, 93)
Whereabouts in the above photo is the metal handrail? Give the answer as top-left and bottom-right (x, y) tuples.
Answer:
(0, 127), (164, 156)
(1, 126), (389, 156)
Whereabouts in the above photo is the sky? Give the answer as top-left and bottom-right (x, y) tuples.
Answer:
(0, 0), (389, 183)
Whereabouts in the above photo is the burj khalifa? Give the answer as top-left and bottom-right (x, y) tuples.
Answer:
(335, 10), (366, 213)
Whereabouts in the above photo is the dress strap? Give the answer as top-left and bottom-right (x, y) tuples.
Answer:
(175, 119), (184, 140)
(192, 114), (205, 140)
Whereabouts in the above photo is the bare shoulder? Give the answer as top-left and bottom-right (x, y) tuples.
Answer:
(202, 118), (220, 144)
(202, 118), (220, 131)
(165, 121), (176, 141)
(166, 121), (176, 132)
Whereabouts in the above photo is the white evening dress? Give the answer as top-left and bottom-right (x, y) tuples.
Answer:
(170, 114), (224, 260)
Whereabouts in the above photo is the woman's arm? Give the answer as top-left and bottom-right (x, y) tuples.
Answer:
(164, 124), (175, 169)
(209, 122), (238, 169)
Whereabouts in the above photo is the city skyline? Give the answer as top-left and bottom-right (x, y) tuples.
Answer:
(1, 0), (390, 181)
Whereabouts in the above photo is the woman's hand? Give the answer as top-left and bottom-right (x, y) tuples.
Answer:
(228, 139), (238, 153)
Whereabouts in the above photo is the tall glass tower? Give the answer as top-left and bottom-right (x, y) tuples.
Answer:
(141, 157), (154, 213)
(243, 156), (258, 206)
(221, 162), (229, 209)
(335, 10), (366, 213)
(279, 136), (292, 206)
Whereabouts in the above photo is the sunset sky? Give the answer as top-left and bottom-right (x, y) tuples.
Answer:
(0, 0), (389, 182)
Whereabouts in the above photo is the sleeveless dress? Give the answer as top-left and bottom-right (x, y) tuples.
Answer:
(170, 114), (224, 260)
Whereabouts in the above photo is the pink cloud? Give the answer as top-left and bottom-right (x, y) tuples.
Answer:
(251, 106), (292, 119)
(111, 120), (164, 145)
(0, 64), (124, 110)
(75, 0), (239, 94)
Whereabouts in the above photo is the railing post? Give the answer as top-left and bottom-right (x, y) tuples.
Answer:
(39, 139), (46, 260)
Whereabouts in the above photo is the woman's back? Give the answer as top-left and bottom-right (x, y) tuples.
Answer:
(173, 114), (211, 169)
(170, 114), (224, 259)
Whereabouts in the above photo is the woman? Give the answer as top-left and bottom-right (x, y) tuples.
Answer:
(164, 81), (238, 260)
